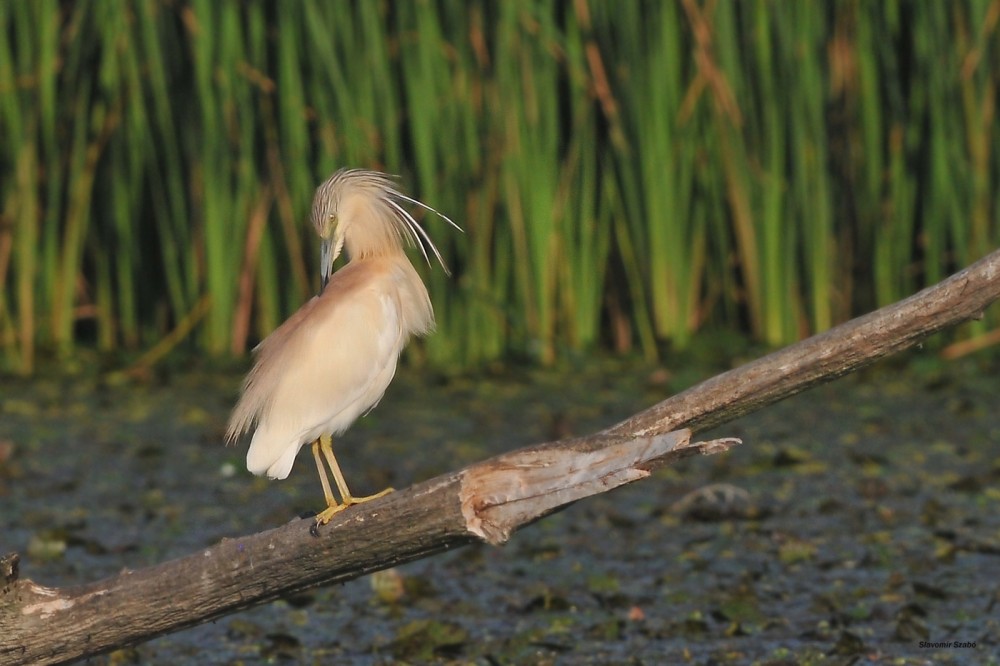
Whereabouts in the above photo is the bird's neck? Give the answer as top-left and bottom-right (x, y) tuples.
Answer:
(344, 226), (404, 261)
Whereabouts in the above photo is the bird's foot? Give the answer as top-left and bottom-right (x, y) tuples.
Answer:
(310, 487), (395, 535)
(313, 502), (349, 528)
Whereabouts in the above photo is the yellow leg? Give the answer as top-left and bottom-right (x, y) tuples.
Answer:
(311, 440), (336, 508)
(313, 435), (393, 526)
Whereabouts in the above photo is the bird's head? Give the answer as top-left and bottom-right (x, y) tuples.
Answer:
(312, 208), (343, 291)
(310, 169), (461, 289)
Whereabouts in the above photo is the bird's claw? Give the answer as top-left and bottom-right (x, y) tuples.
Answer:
(312, 502), (349, 532)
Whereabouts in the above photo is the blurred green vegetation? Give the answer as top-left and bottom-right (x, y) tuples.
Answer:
(1, 0), (998, 375)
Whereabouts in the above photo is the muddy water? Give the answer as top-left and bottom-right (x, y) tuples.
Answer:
(1, 355), (998, 664)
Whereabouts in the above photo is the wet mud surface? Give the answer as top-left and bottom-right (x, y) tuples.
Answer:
(1, 354), (998, 664)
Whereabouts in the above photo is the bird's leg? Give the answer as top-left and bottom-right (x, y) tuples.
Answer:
(311, 439), (338, 510)
(320, 435), (394, 505)
(312, 436), (348, 526)
(313, 435), (393, 526)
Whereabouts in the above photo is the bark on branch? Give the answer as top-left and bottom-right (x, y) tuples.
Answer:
(3, 247), (1000, 665)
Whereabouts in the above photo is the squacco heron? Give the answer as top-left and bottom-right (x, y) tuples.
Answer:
(226, 168), (459, 527)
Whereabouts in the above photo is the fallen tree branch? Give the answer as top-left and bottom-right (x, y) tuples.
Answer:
(1, 430), (737, 665)
(2, 247), (999, 665)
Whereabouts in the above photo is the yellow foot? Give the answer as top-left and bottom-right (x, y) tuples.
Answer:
(314, 502), (349, 527)
(311, 487), (395, 531)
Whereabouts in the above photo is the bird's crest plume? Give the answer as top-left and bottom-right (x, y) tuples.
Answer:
(310, 169), (462, 277)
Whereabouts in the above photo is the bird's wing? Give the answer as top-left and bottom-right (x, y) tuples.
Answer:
(225, 294), (322, 443)
(244, 276), (405, 478)
(227, 261), (373, 441)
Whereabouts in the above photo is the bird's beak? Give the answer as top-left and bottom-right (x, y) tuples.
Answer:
(320, 237), (334, 291)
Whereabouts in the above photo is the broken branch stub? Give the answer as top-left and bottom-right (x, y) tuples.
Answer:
(459, 429), (741, 544)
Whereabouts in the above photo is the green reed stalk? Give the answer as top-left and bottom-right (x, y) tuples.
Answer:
(12, 144), (38, 374)
(495, 2), (564, 364)
(395, 0), (466, 366)
(789, 2), (835, 335)
(545, 4), (609, 355)
(0, 1), (28, 371)
(599, 0), (707, 351)
(687, 1), (761, 343)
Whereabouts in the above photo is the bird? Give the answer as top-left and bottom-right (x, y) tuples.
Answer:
(226, 168), (460, 527)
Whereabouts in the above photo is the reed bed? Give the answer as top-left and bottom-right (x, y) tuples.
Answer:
(1, 0), (998, 374)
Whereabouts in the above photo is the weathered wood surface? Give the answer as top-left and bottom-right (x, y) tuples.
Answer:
(2, 247), (999, 665)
